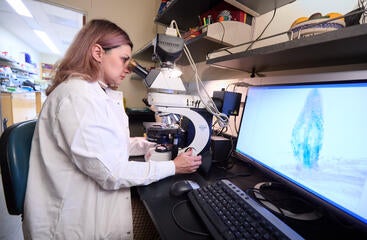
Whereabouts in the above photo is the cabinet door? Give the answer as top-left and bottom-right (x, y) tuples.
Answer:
(12, 93), (36, 124)
(1, 93), (13, 126)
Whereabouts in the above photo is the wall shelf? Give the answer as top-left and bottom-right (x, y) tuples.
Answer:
(0, 55), (14, 63)
(156, 0), (296, 30)
(224, 0), (296, 17)
(133, 33), (229, 65)
(206, 24), (367, 74)
(155, 0), (222, 31)
(133, 21), (252, 65)
(0, 55), (37, 75)
(138, 0), (296, 66)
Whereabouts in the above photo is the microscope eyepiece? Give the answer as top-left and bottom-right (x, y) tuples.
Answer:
(128, 59), (149, 79)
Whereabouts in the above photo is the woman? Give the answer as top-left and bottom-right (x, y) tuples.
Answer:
(23, 19), (202, 239)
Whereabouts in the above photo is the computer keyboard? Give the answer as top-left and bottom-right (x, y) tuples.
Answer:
(187, 179), (304, 240)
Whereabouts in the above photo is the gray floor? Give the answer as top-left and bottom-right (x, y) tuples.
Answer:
(0, 175), (23, 240)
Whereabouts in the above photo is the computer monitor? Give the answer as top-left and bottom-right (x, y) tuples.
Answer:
(234, 77), (367, 230)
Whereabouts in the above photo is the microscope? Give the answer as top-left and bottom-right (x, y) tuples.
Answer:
(128, 33), (213, 173)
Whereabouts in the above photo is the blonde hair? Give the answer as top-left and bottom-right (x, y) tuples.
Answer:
(46, 19), (133, 95)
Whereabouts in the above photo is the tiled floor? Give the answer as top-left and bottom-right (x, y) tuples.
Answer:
(0, 175), (23, 240)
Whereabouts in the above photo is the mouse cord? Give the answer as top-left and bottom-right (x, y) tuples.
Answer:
(171, 200), (209, 237)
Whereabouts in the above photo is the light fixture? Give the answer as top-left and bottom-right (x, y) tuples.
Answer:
(6, 0), (33, 18)
(33, 30), (61, 55)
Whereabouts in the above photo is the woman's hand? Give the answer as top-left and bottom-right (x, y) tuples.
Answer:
(173, 149), (202, 174)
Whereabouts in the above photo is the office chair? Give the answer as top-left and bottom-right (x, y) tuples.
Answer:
(0, 119), (36, 216)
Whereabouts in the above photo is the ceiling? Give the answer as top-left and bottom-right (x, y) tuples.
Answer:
(0, 0), (84, 56)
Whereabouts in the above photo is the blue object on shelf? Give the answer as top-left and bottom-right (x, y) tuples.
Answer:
(24, 53), (31, 63)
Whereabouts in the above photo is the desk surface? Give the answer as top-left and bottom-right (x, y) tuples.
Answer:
(136, 158), (367, 240)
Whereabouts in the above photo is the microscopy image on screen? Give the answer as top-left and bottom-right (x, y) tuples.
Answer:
(291, 88), (323, 169)
(236, 82), (367, 223)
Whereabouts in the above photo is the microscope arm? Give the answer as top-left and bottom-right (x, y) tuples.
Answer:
(154, 106), (210, 156)
(148, 91), (210, 155)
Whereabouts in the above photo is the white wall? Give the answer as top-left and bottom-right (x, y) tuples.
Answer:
(0, 26), (40, 65)
(45, 0), (161, 108)
(40, 53), (61, 65)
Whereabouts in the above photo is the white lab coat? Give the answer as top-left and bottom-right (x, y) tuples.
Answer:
(23, 78), (175, 239)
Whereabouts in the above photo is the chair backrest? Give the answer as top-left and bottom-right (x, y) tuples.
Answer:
(0, 119), (36, 215)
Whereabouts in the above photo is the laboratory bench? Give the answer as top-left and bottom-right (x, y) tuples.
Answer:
(134, 157), (367, 240)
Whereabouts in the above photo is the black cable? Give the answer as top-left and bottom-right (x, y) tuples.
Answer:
(223, 49), (233, 55)
(234, 115), (239, 135)
(246, 183), (324, 221)
(206, 21), (227, 60)
(222, 84), (242, 135)
(218, 126), (228, 135)
(208, 0), (278, 58)
(232, 85), (239, 135)
(245, 187), (286, 217)
(218, 21), (226, 44)
(171, 200), (210, 237)
(360, 0), (367, 24)
(219, 21), (232, 55)
(244, 0), (277, 52)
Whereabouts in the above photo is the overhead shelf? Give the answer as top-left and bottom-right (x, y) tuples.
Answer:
(139, 0), (294, 66)
(132, 30), (232, 66)
(155, 0), (222, 31)
(0, 55), (38, 75)
(0, 55), (15, 63)
(206, 24), (367, 74)
(224, 0), (296, 17)
(179, 33), (231, 65)
(133, 21), (252, 65)
(155, 0), (296, 30)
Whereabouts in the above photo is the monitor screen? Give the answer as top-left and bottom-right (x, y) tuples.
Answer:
(235, 80), (367, 228)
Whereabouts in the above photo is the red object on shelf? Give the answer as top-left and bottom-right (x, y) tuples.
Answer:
(200, 1), (247, 24)
(182, 27), (201, 40)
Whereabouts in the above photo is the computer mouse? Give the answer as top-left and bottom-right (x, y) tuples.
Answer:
(169, 180), (200, 197)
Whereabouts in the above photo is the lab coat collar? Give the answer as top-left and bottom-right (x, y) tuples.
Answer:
(98, 80), (108, 90)
(96, 79), (123, 106)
